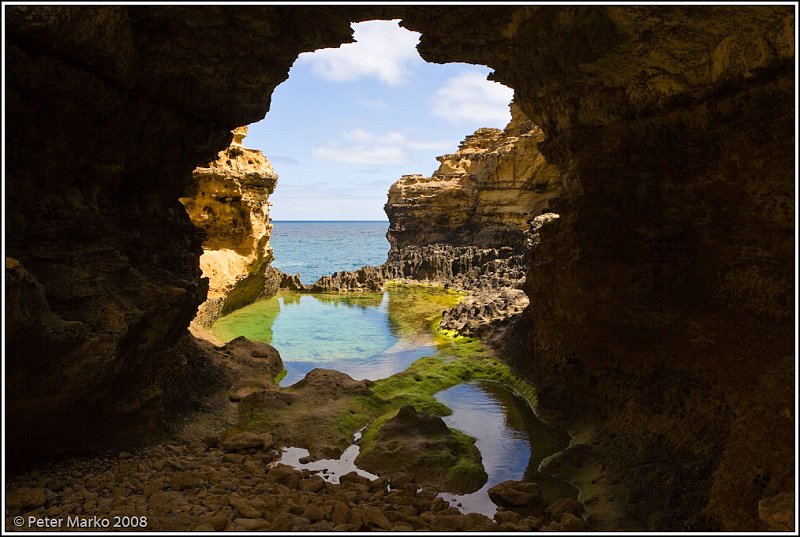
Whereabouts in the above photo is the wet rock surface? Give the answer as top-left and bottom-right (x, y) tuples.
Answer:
(4, 444), (586, 532)
(355, 406), (487, 494)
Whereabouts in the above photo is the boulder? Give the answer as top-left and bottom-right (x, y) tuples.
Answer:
(220, 431), (272, 452)
(545, 497), (585, 521)
(758, 492), (794, 531)
(5, 487), (47, 512)
(356, 406), (487, 494)
(487, 480), (542, 507)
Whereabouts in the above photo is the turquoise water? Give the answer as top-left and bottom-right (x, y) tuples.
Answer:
(270, 221), (389, 285)
(435, 381), (576, 517)
(211, 288), (448, 386)
(211, 285), (573, 515)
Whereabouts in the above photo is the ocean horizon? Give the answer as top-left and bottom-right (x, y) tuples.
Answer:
(270, 220), (390, 284)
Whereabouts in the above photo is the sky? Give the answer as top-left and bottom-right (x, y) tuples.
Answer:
(245, 19), (514, 221)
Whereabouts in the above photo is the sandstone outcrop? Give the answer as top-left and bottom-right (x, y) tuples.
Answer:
(180, 126), (280, 328)
(386, 101), (560, 252)
(5, 5), (794, 531)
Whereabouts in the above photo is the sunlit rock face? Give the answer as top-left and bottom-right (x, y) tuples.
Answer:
(386, 101), (561, 253)
(180, 126), (280, 327)
(316, 103), (557, 294)
(5, 5), (794, 531)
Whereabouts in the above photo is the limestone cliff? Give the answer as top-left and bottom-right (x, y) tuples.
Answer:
(180, 126), (280, 327)
(386, 102), (560, 253)
(315, 102), (559, 294)
(314, 103), (556, 338)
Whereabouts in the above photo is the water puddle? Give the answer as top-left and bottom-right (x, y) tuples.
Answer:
(210, 286), (461, 386)
(277, 446), (378, 484)
(435, 381), (576, 517)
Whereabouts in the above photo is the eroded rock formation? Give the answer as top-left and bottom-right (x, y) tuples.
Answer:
(356, 405), (487, 494)
(310, 244), (526, 293)
(386, 101), (560, 252)
(5, 5), (794, 531)
(313, 102), (557, 340)
(180, 126), (280, 328)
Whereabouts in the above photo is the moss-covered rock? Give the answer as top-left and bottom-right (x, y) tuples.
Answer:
(356, 406), (487, 494)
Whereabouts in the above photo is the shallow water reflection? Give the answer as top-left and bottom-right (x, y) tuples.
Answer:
(278, 445), (378, 484)
(210, 287), (460, 386)
(435, 381), (576, 517)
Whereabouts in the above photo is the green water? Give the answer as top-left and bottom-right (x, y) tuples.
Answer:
(210, 285), (462, 386)
(211, 285), (575, 515)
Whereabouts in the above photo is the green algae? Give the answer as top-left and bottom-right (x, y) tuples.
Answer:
(384, 282), (465, 340)
(348, 318), (541, 493)
(273, 368), (288, 385)
(211, 294), (281, 343)
(222, 282), (541, 490)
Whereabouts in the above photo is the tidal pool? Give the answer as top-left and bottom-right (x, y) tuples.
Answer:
(210, 285), (461, 386)
(211, 285), (574, 515)
(435, 381), (577, 517)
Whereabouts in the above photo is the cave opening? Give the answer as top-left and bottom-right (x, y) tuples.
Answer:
(6, 6), (793, 532)
(178, 18), (555, 330)
(177, 18), (569, 519)
(178, 16), (563, 382)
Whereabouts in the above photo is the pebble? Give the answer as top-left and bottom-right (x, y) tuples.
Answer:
(4, 443), (586, 532)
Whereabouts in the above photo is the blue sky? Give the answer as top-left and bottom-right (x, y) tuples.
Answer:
(245, 20), (514, 221)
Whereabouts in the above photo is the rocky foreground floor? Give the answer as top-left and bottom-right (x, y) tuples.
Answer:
(6, 435), (589, 532)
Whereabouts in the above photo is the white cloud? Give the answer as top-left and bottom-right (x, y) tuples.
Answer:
(431, 71), (514, 125)
(298, 20), (421, 86)
(312, 144), (407, 166)
(311, 129), (450, 166)
(359, 99), (390, 110)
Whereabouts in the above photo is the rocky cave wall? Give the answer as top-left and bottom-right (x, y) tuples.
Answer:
(4, 5), (795, 531)
(399, 6), (795, 531)
(180, 126), (280, 328)
(4, 5), (361, 462)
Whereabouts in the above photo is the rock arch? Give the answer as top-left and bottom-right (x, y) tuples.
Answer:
(5, 6), (794, 530)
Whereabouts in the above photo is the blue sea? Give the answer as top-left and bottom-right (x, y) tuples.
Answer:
(269, 221), (390, 285)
